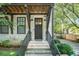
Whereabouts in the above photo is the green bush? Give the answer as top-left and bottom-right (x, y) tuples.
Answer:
(57, 43), (74, 55)
(1, 40), (11, 48)
(54, 39), (61, 44)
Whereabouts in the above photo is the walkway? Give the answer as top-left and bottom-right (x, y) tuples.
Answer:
(59, 39), (79, 56)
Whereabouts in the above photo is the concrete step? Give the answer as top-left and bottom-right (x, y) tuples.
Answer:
(27, 45), (49, 49)
(27, 41), (50, 49)
(26, 49), (51, 54)
(25, 53), (52, 56)
(25, 41), (52, 56)
(29, 41), (48, 44)
(25, 48), (52, 56)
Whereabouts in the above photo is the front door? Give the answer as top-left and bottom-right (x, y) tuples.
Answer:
(35, 18), (43, 40)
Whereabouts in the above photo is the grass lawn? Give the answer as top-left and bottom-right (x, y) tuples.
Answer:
(0, 50), (16, 56)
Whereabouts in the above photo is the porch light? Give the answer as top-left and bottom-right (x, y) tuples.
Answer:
(44, 19), (46, 21)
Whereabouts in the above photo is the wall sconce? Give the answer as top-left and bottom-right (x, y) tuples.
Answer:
(44, 19), (46, 21)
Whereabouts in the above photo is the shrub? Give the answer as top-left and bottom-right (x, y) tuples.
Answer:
(54, 39), (61, 44)
(1, 40), (11, 48)
(57, 43), (74, 56)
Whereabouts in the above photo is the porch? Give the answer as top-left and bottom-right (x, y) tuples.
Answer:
(0, 3), (60, 56)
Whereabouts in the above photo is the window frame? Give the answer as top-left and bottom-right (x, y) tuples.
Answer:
(0, 17), (9, 34)
(17, 17), (26, 34)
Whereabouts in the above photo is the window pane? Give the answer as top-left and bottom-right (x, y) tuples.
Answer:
(0, 17), (9, 34)
(17, 26), (25, 34)
(17, 17), (26, 34)
(0, 25), (8, 34)
(2, 26), (8, 34)
(17, 17), (25, 25)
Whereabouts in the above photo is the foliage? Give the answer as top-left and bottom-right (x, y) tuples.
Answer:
(54, 4), (79, 34)
(0, 4), (13, 27)
(57, 43), (75, 55)
(0, 40), (11, 48)
(54, 39), (61, 44)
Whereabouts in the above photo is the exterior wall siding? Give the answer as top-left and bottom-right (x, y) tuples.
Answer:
(0, 15), (11, 41)
(0, 15), (28, 41)
(0, 14), (47, 41)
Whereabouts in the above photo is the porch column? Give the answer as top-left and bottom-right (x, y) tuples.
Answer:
(27, 11), (31, 40)
(47, 4), (54, 39)
(48, 5), (53, 37)
(52, 4), (54, 39)
(46, 5), (52, 37)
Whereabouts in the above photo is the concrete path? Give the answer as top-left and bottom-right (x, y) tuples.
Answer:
(59, 39), (79, 56)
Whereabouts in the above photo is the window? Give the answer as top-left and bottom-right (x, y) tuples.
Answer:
(17, 17), (26, 34)
(0, 17), (9, 34)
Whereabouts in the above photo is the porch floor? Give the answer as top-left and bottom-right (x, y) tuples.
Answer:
(25, 41), (52, 56)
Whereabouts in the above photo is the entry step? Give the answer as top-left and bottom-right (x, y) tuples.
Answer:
(27, 41), (50, 49)
(26, 49), (51, 54)
(25, 41), (52, 56)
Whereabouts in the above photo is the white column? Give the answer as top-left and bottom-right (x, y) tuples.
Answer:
(48, 6), (53, 37)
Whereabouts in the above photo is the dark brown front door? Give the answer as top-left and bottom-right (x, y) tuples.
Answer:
(35, 18), (43, 40)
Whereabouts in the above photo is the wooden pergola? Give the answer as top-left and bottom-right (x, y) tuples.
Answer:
(3, 4), (50, 14)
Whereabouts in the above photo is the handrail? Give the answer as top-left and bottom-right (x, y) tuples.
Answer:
(16, 31), (31, 56)
(46, 31), (61, 56)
